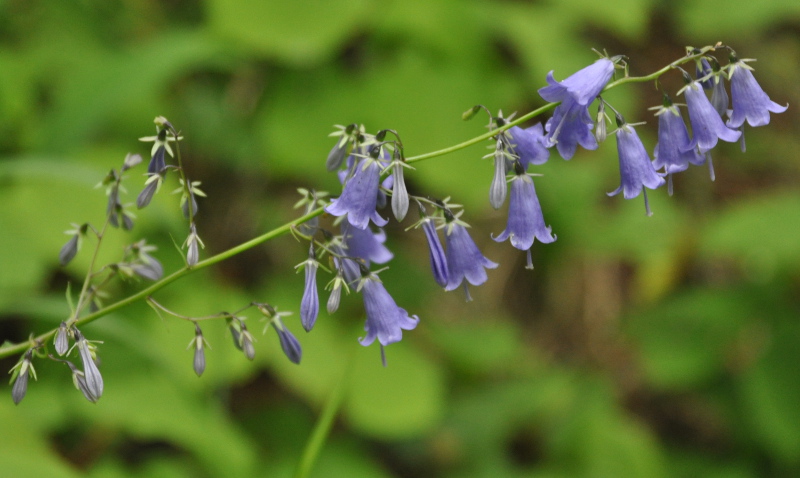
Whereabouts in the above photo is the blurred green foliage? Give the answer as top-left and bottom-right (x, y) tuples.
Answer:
(1, 0), (799, 477)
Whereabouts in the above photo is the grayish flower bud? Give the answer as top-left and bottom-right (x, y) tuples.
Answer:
(65, 361), (99, 403)
(595, 102), (607, 143)
(10, 351), (34, 405)
(122, 153), (143, 171)
(54, 322), (70, 356)
(326, 141), (348, 171)
(59, 234), (80, 266)
(189, 324), (206, 377)
(327, 278), (342, 314)
(391, 161), (409, 222)
(489, 139), (508, 209)
(137, 175), (160, 209)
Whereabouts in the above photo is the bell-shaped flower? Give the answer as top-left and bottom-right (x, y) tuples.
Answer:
(539, 58), (615, 160)
(421, 216), (448, 288)
(325, 154), (387, 230)
(542, 98), (598, 160)
(695, 57), (714, 90)
(342, 223), (393, 267)
(444, 214), (498, 300)
(682, 79), (741, 153)
(269, 316), (302, 364)
(509, 124), (550, 168)
(539, 58), (616, 106)
(711, 74), (729, 118)
(357, 272), (419, 347)
(608, 116), (665, 215)
(726, 57), (788, 129)
(296, 244), (320, 332)
(493, 162), (555, 252)
(651, 95), (706, 195)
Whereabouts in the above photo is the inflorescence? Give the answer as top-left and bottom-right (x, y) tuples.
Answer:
(5, 43), (787, 404)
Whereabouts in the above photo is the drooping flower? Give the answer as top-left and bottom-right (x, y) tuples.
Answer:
(539, 58), (616, 160)
(341, 223), (393, 267)
(682, 79), (741, 153)
(539, 58), (616, 106)
(357, 272), (419, 347)
(325, 149), (388, 230)
(726, 56), (788, 129)
(444, 213), (498, 300)
(509, 124), (550, 168)
(695, 57), (714, 90)
(651, 94), (706, 195)
(74, 329), (103, 401)
(542, 98), (599, 160)
(297, 244), (320, 332)
(493, 162), (555, 254)
(711, 72), (729, 118)
(608, 115), (665, 216)
(270, 316), (302, 365)
(421, 216), (448, 288)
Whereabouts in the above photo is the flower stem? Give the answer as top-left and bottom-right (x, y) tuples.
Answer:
(0, 207), (325, 359)
(293, 358), (350, 478)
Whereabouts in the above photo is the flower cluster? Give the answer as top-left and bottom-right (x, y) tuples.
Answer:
(7, 44), (787, 403)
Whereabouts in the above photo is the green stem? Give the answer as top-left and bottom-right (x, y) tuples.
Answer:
(293, 360), (349, 478)
(0, 207), (324, 359)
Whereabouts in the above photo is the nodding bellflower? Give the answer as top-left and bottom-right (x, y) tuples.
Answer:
(444, 213), (498, 300)
(726, 56), (788, 129)
(539, 58), (616, 160)
(493, 162), (556, 255)
(509, 124), (550, 168)
(681, 79), (741, 153)
(341, 223), (393, 267)
(652, 95), (706, 195)
(325, 150), (388, 230)
(608, 115), (665, 216)
(421, 216), (448, 288)
(297, 244), (320, 332)
(357, 272), (419, 348)
(270, 316), (302, 365)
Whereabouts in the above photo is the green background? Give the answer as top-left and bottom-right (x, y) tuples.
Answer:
(1, 0), (799, 476)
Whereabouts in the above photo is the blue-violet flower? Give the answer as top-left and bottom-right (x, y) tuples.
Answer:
(726, 56), (788, 129)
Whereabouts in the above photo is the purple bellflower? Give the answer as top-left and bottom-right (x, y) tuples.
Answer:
(509, 124), (550, 168)
(326, 149), (388, 230)
(539, 58), (616, 160)
(420, 215), (448, 287)
(608, 115), (666, 216)
(651, 95), (706, 195)
(726, 56), (788, 129)
(358, 272), (419, 350)
(297, 244), (320, 332)
(271, 316), (302, 365)
(681, 78), (741, 153)
(444, 212), (498, 300)
(695, 57), (714, 90)
(493, 162), (555, 268)
(342, 223), (393, 267)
